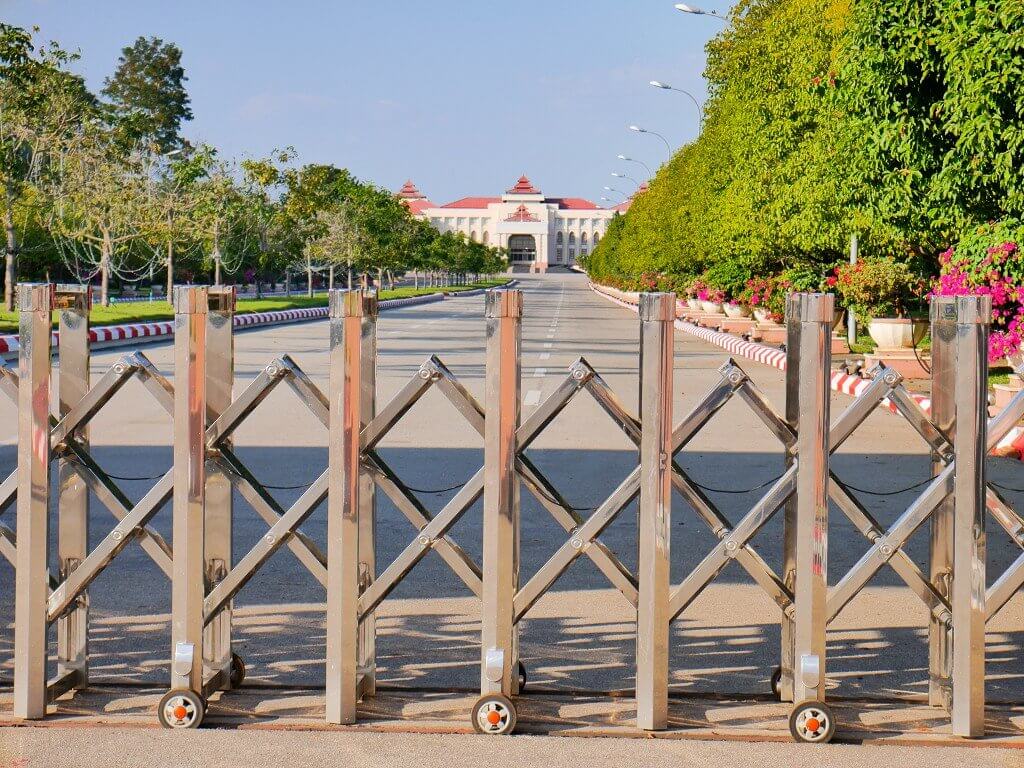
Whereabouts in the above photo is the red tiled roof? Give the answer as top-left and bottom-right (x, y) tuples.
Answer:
(398, 179), (424, 199)
(506, 174), (540, 194)
(548, 197), (599, 210)
(440, 196), (502, 209)
(404, 198), (435, 214)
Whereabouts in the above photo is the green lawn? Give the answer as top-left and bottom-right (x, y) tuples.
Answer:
(0, 280), (508, 334)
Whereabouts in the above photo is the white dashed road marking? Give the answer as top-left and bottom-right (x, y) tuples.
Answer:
(533, 368), (546, 378)
(524, 390), (541, 406)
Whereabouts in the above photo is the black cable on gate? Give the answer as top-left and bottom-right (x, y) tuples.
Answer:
(261, 481), (318, 490)
(837, 476), (934, 496)
(689, 473), (785, 495)
(105, 471), (169, 481)
(991, 481), (1024, 494)
(402, 481), (469, 494)
(527, 483), (597, 513)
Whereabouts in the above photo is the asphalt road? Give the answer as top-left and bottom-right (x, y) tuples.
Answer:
(1, 272), (1023, 762)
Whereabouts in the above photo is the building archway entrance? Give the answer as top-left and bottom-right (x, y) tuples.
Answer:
(508, 235), (536, 264)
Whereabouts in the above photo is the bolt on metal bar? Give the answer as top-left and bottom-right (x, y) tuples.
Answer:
(326, 289), (369, 724)
(481, 288), (523, 697)
(636, 292), (674, 730)
(951, 294), (990, 738)
(170, 286), (208, 693)
(928, 296), (957, 709)
(54, 285), (90, 692)
(13, 283), (53, 719)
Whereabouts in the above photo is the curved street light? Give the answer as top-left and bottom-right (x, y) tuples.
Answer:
(617, 154), (652, 178)
(674, 3), (727, 21)
(649, 80), (703, 119)
(603, 186), (628, 200)
(611, 172), (640, 190)
(629, 125), (672, 157)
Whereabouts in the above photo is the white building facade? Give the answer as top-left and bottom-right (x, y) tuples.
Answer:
(398, 176), (622, 271)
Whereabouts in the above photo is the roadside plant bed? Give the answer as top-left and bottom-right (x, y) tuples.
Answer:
(0, 280), (508, 334)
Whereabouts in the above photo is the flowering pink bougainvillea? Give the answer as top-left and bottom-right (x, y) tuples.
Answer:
(932, 238), (1023, 362)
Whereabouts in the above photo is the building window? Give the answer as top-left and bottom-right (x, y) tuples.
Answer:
(594, 232), (600, 245)
(556, 247), (563, 262)
(556, 232), (563, 245)
(483, 231), (489, 244)
(470, 231), (477, 241)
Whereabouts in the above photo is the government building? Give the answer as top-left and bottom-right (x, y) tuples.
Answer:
(398, 175), (629, 271)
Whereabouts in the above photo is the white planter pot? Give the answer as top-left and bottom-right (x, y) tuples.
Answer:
(754, 308), (779, 325)
(686, 297), (701, 310)
(701, 301), (724, 315)
(724, 303), (751, 319)
(832, 308), (845, 331)
(867, 317), (928, 350)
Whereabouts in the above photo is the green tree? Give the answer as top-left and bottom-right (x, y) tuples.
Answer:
(102, 36), (192, 152)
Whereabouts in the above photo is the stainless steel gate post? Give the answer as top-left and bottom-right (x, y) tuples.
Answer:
(779, 293), (802, 703)
(636, 292), (674, 731)
(928, 296), (957, 709)
(326, 289), (367, 724)
(951, 294), (990, 738)
(13, 283), (54, 720)
(480, 288), (522, 698)
(204, 286), (235, 686)
(358, 291), (378, 698)
(55, 285), (91, 691)
(170, 286), (208, 694)
(791, 292), (832, 705)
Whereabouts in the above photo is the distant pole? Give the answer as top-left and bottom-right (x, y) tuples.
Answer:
(847, 233), (858, 346)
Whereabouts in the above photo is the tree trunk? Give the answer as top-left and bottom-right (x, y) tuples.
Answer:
(100, 231), (111, 307)
(4, 187), (17, 312)
(166, 239), (174, 305)
(306, 261), (313, 298)
(284, 268), (291, 296)
(347, 257), (353, 290)
(328, 265), (335, 291)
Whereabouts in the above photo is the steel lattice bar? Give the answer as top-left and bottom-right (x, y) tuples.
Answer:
(214, 448), (327, 584)
(582, 365), (642, 444)
(281, 354), (330, 428)
(0, 523), (16, 566)
(988, 387), (1024, 451)
(737, 381), (797, 450)
(985, 486), (1024, 548)
(204, 471), (329, 623)
(516, 453), (638, 606)
(433, 359), (486, 435)
(513, 466), (641, 623)
(47, 471), (174, 622)
(0, 471), (15, 516)
(887, 384), (952, 457)
(828, 369), (895, 450)
(826, 464), (954, 622)
(363, 451), (483, 596)
(205, 358), (291, 445)
(986, 550), (1024, 622)
(358, 467), (485, 619)
(359, 360), (438, 451)
(517, 365), (588, 449)
(672, 362), (747, 450)
(49, 358), (138, 448)
(131, 352), (176, 415)
(669, 465), (797, 621)
(829, 476), (951, 624)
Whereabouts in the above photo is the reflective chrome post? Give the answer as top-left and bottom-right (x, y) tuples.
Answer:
(357, 291), (378, 698)
(13, 283), (53, 719)
(55, 285), (91, 691)
(326, 289), (365, 724)
(779, 292), (802, 702)
(928, 296), (957, 710)
(791, 293), (832, 705)
(636, 292), (674, 730)
(204, 286), (235, 686)
(481, 288), (522, 697)
(951, 294), (989, 737)
(170, 286), (208, 693)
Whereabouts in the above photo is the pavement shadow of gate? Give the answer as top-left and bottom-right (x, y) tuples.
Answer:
(1, 445), (1023, 712)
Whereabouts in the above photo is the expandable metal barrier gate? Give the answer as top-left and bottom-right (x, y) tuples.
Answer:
(2, 283), (1022, 742)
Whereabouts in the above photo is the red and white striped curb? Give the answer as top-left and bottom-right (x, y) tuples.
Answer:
(591, 282), (1024, 457)
(0, 292), (447, 357)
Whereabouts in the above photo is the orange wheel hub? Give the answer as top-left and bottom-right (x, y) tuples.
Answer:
(486, 710), (502, 725)
(805, 717), (820, 732)
(173, 705), (188, 720)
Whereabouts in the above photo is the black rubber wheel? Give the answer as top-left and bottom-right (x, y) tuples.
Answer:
(770, 666), (782, 700)
(788, 700), (836, 743)
(471, 693), (517, 735)
(157, 688), (206, 729)
(517, 660), (527, 692)
(230, 652), (246, 688)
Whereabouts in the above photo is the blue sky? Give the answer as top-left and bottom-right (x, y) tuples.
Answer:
(6, 1), (726, 204)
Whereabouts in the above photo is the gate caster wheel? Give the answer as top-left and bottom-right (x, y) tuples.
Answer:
(157, 689), (206, 729)
(517, 660), (527, 692)
(789, 700), (835, 743)
(472, 693), (517, 735)
(229, 652), (246, 688)
(770, 666), (782, 700)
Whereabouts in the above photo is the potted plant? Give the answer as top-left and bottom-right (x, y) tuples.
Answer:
(742, 276), (788, 325)
(835, 256), (927, 349)
(782, 264), (845, 330)
(699, 286), (726, 314)
(686, 280), (705, 310)
(724, 298), (751, 318)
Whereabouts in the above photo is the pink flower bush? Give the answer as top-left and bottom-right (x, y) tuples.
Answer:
(933, 234), (1023, 362)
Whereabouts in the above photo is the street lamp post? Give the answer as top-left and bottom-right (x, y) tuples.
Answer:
(603, 186), (628, 200)
(617, 154), (653, 178)
(674, 3), (727, 21)
(629, 125), (672, 157)
(649, 81), (702, 119)
(611, 172), (640, 191)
